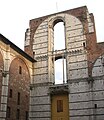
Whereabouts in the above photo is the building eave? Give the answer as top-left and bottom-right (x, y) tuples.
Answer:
(0, 34), (36, 62)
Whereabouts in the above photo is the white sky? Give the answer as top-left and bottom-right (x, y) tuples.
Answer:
(0, 0), (104, 84)
(0, 0), (104, 50)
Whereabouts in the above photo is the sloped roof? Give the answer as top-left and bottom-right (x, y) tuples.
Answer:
(0, 34), (36, 62)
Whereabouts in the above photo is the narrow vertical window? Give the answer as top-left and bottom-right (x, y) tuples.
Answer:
(83, 42), (86, 47)
(57, 100), (63, 112)
(19, 66), (22, 74)
(54, 22), (65, 50)
(33, 51), (35, 58)
(9, 89), (12, 98)
(55, 59), (66, 84)
(17, 92), (20, 105)
(16, 109), (20, 120)
(7, 106), (11, 118)
(94, 104), (97, 109)
(54, 22), (66, 84)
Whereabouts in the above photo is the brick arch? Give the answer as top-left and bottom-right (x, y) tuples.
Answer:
(9, 57), (30, 78)
(0, 51), (4, 104)
(10, 55), (31, 74)
(8, 57), (30, 120)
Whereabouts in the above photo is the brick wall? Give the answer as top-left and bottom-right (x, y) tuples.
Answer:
(7, 57), (30, 120)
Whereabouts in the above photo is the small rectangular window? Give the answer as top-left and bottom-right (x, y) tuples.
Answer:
(9, 89), (12, 98)
(95, 104), (97, 109)
(17, 92), (20, 105)
(19, 66), (22, 74)
(16, 109), (20, 120)
(83, 42), (86, 47)
(57, 100), (63, 112)
(7, 106), (11, 118)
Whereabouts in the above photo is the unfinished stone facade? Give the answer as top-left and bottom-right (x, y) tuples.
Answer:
(0, 5), (104, 120)
(0, 34), (35, 120)
(25, 6), (104, 120)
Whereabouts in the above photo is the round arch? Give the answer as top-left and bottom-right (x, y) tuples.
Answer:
(49, 16), (65, 29)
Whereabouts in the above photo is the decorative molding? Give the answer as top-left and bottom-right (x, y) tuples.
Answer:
(49, 84), (69, 95)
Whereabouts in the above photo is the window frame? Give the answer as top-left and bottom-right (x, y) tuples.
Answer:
(57, 100), (63, 112)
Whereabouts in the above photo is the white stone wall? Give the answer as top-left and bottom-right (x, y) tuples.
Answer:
(33, 19), (48, 57)
(69, 63), (104, 120)
(31, 11), (89, 120)
(69, 81), (93, 120)
(33, 13), (90, 84)
(92, 55), (104, 77)
(29, 86), (51, 120)
(25, 29), (30, 46)
(65, 14), (88, 80)
(87, 11), (94, 33)
(30, 8), (101, 120)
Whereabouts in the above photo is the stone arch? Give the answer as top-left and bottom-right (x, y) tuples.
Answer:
(33, 13), (84, 56)
(48, 13), (84, 51)
(12, 55), (31, 74)
(33, 12), (87, 84)
(48, 13), (83, 29)
(48, 13), (85, 81)
(48, 15), (65, 29)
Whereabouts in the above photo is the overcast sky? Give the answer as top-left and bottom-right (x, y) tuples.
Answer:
(0, 0), (104, 50)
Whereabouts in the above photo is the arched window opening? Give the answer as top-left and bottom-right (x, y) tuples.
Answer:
(55, 58), (66, 84)
(54, 21), (66, 84)
(54, 22), (65, 50)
